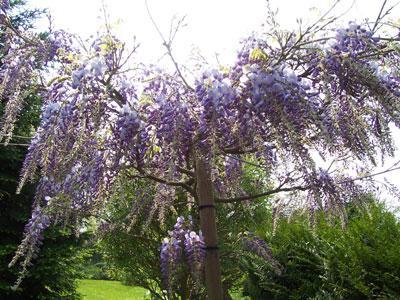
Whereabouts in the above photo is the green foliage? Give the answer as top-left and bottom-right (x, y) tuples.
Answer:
(240, 199), (400, 299)
(217, 198), (271, 294)
(78, 238), (118, 281)
(216, 157), (272, 293)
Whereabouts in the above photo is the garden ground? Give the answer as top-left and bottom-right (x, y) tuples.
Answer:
(77, 280), (149, 300)
(77, 280), (248, 299)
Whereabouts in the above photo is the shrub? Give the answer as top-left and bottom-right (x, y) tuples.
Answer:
(241, 198), (400, 299)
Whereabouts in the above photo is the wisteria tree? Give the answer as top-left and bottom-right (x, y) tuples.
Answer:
(1, 0), (400, 298)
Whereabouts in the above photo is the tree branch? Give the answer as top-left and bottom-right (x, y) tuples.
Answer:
(129, 172), (196, 197)
(339, 164), (400, 184)
(223, 154), (266, 169)
(216, 161), (400, 204)
(176, 166), (194, 177)
(371, 0), (391, 33)
(0, 142), (30, 147)
(144, 0), (194, 92)
(215, 184), (309, 203)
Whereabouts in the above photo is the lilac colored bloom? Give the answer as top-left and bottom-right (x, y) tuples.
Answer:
(160, 237), (183, 291)
(243, 232), (282, 275)
(1, 0), (9, 10)
(184, 231), (206, 277)
(160, 216), (205, 290)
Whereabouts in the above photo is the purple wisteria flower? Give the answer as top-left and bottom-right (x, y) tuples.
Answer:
(243, 232), (283, 275)
(160, 216), (205, 292)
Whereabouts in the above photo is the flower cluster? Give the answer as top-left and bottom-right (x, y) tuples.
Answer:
(71, 57), (106, 89)
(160, 216), (205, 292)
(0, 27), (74, 143)
(1, 0), (9, 10)
(305, 169), (367, 226)
(332, 22), (378, 55)
(242, 232), (282, 275)
(8, 206), (51, 288)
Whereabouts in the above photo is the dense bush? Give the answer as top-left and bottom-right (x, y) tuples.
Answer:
(241, 198), (400, 299)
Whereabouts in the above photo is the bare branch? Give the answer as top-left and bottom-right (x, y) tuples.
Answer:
(0, 143), (30, 147)
(128, 172), (196, 197)
(339, 164), (400, 184)
(215, 184), (309, 203)
(224, 154), (266, 169)
(144, 0), (194, 91)
(370, 0), (399, 33)
(216, 160), (400, 204)
(176, 166), (194, 177)
(1, 134), (32, 139)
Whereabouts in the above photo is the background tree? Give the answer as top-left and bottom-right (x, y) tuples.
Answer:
(1, 1), (400, 299)
(0, 1), (87, 298)
(240, 196), (400, 299)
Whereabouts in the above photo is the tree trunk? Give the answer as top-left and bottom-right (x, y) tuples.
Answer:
(195, 158), (223, 300)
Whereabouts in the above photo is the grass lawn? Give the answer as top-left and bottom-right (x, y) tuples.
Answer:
(77, 280), (149, 300)
(78, 279), (249, 299)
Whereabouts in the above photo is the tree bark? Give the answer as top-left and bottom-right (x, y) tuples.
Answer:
(195, 158), (223, 300)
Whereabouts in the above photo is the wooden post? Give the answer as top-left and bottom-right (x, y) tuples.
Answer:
(195, 158), (223, 300)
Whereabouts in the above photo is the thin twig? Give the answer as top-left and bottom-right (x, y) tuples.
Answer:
(216, 161), (400, 204)
(340, 165), (400, 184)
(1, 134), (32, 139)
(215, 184), (309, 203)
(0, 143), (30, 147)
(144, 0), (194, 91)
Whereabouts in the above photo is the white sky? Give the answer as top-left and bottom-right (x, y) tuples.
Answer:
(26, 0), (400, 210)
(27, 0), (399, 66)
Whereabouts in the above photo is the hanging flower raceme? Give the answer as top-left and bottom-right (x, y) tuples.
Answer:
(242, 232), (283, 275)
(160, 216), (205, 293)
(160, 236), (183, 293)
(1, 0), (9, 10)
(115, 104), (141, 146)
(184, 230), (206, 279)
(242, 64), (320, 139)
(307, 23), (400, 158)
(0, 23), (74, 143)
(305, 169), (366, 225)
(195, 69), (241, 153)
(2, 30), (140, 285)
(8, 205), (51, 288)
(142, 69), (198, 168)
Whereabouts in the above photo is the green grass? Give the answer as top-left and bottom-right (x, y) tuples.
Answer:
(77, 280), (149, 300)
(77, 279), (250, 299)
